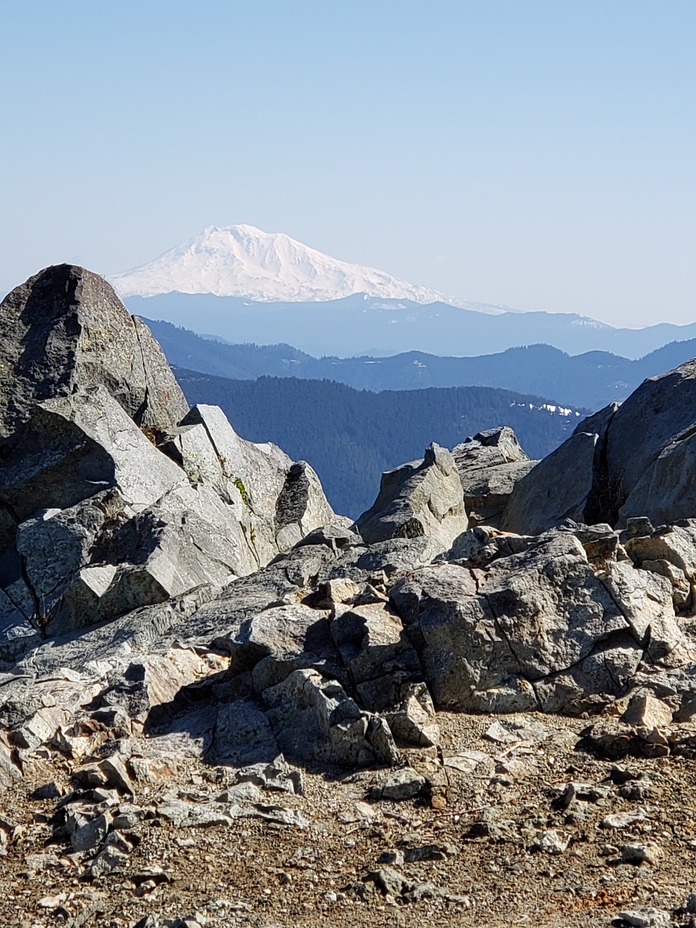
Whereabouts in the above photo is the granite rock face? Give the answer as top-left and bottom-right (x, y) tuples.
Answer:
(503, 431), (598, 535)
(503, 358), (696, 534)
(391, 526), (695, 714)
(0, 264), (188, 442)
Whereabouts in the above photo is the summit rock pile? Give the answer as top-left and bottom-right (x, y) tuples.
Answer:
(4, 266), (696, 926)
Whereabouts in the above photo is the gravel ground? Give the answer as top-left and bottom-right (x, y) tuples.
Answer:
(2, 711), (695, 928)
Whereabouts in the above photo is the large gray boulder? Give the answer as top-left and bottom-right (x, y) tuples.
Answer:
(452, 427), (536, 528)
(356, 443), (468, 551)
(619, 427), (696, 526)
(0, 264), (188, 443)
(606, 361), (696, 504)
(503, 432), (598, 535)
(390, 530), (694, 714)
(262, 668), (399, 768)
(503, 358), (696, 532)
(0, 267), (342, 652)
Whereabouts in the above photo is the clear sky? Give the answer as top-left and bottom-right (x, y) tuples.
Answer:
(1, 0), (694, 326)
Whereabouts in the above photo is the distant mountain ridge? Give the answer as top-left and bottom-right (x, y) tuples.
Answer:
(112, 225), (696, 358)
(145, 318), (696, 410)
(127, 291), (696, 359)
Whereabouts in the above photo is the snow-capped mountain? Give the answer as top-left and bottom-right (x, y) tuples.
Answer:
(110, 224), (486, 307)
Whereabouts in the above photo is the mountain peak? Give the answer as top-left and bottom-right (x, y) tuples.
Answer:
(109, 225), (463, 304)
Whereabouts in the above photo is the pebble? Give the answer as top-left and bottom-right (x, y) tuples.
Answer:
(620, 842), (664, 866)
(368, 768), (426, 802)
(532, 829), (571, 855)
(601, 809), (647, 829)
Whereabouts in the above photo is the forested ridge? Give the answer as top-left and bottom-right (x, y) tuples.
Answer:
(175, 369), (586, 516)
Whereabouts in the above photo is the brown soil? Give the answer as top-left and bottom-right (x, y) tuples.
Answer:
(1, 712), (695, 928)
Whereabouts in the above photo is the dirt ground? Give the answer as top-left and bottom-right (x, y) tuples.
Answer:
(1, 710), (695, 928)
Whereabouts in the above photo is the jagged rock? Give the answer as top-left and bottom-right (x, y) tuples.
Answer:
(580, 720), (671, 759)
(625, 522), (696, 613)
(390, 561), (505, 711)
(0, 387), (183, 528)
(440, 524), (533, 567)
(384, 683), (440, 747)
(391, 531), (691, 714)
(170, 404), (339, 559)
(452, 427), (535, 527)
(356, 443), (468, 551)
(0, 268), (341, 647)
(600, 560), (692, 666)
(617, 907), (673, 928)
(607, 360), (696, 505)
(621, 692), (673, 728)
(68, 810), (112, 852)
(0, 735), (19, 792)
(262, 668), (399, 767)
(503, 432), (598, 535)
(368, 767), (426, 801)
(329, 601), (422, 712)
(10, 261), (696, 806)
(532, 829), (571, 855)
(324, 536), (443, 585)
(621, 428), (696, 525)
(513, 360), (696, 531)
(210, 699), (281, 767)
(188, 543), (338, 650)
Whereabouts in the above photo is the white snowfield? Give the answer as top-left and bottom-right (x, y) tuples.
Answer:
(110, 224), (495, 308)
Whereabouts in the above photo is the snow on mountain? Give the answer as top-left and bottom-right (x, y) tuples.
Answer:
(110, 224), (495, 308)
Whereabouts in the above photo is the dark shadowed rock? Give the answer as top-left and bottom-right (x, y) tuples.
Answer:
(619, 427), (696, 526)
(606, 361), (696, 506)
(503, 432), (598, 535)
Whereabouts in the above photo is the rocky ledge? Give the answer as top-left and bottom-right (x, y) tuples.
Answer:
(3, 266), (696, 927)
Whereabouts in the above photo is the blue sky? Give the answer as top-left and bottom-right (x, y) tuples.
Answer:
(1, 0), (694, 325)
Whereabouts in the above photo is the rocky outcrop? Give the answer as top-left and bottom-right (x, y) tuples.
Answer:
(607, 362), (696, 505)
(392, 524), (695, 715)
(0, 266), (341, 657)
(0, 264), (188, 442)
(6, 263), (696, 815)
(452, 426), (535, 528)
(4, 272), (696, 928)
(356, 443), (468, 551)
(503, 431), (598, 535)
(502, 358), (696, 534)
